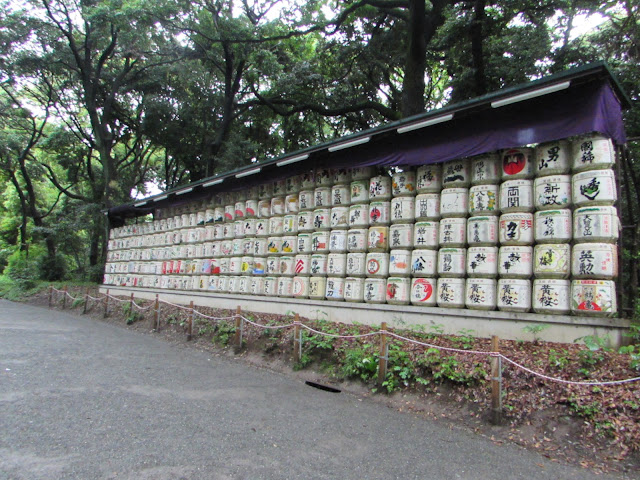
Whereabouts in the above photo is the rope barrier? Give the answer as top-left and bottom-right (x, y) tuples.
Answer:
(131, 300), (154, 311)
(158, 299), (194, 311)
(300, 323), (380, 339)
(192, 310), (238, 322)
(240, 315), (296, 330)
(386, 332), (494, 357)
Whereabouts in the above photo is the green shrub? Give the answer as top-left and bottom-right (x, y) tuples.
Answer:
(5, 251), (39, 290)
(37, 253), (67, 281)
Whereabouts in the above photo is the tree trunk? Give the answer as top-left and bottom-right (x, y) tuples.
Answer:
(470, 0), (487, 97)
(402, 0), (427, 117)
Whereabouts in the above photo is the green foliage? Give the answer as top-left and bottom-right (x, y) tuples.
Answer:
(121, 303), (142, 325)
(212, 321), (236, 346)
(5, 251), (39, 290)
(569, 398), (602, 420)
(341, 344), (378, 382)
(522, 323), (551, 342)
(547, 348), (570, 370)
(37, 253), (67, 281)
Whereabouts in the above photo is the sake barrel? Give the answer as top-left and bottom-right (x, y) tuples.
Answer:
(314, 187), (331, 208)
(330, 206), (349, 228)
(499, 213), (534, 246)
(366, 252), (389, 278)
(392, 171), (417, 197)
(217, 275), (229, 293)
(332, 168), (351, 185)
(501, 147), (534, 179)
(294, 254), (311, 275)
(283, 215), (298, 234)
(311, 231), (330, 253)
(245, 199), (258, 219)
(309, 276), (327, 300)
(413, 221), (438, 249)
(439, 217), (467, 247)
(297, 211), (314, 232)
(572, 243), (618, 279)
(572, 134), (615, 172)
(257, 199), (271, 218)
(442, 158), (471, 187)
(469, 184), (499, 216)
(332, 185), (350, 207)
(363, 278), (387, 304)
(346, 252), (367, 277)
(267, 237), (282, 255)
(534, 209), (572, 243)
(465, 278), (497, 310)
(471, 153), (501, 185)
(572, 169), (617, 206)
(410, 278), (437, 306)
(535, 140), (571, 176)
(389, 223), (414, 249)
(416, 164), (442, 193)
(281, 235), (297, 255)
(189, 212), (198, 227)
(500, 179), (534, 213)
(205, 225), (216, 241)
(285, 194), (299, 214)
(325, 277), (346, 301)
(270, 197), (284, 216)
(573, 206), (619, 243)
(369, 175), (392, 200)
(497, 279), (531, 312)
(273, 178), (286, 197)
(533, 243), (571, 279)
(571, 279), (617, 316)
(255, 219), (268, 237)
(297, 233), (312, 253)
(298, 190), (315, 211)
(351, 166), (375, 181)
(220, 240), (232, 256)
(386, 277), (411, 305)
(234, 201), (246, 220)
(301, 171), (316, 190)
(313, 208), (331, 230)
(437, 278), (466, 308)
(310, 254), (328, 276)
(389, 249), (412, 276)
(251, 277), (265, 295)
(277, 276), (293, 297)
(243, 218), (257, 237)
(231, 238), (243, 256)
(228, 257), (242, 275)
(437, 248), (466, 278)
(268, 216), (284, 235)
(368, 226), (389, 252)
(391, 197), (415, 223)
(211, 241), (222, 258)
(279, 256), (295, 276)
(410, 249), (437, 277)
(534, 175), (571, 210)
(224, 205), (235, 222)
(498, 246), (533, 278)
(265, 256), (279, 275)
(293, 276), (310, 298)
(263, 276), (277, 296)
(369, 201), (391, 225)
(348, 203), (369, 227)
(214, 207), (225, 223)
(467, 246), (498, 278)
(329, 229), (348, 253)
(286, 174), (302, 194)
(315, 168), (333, 187)
(327, 253), (347, 276)
(344, 277), (365, 302)
(440, 188), (468, 218)
(350, 180), (370, 203)
(467, 216), (499, 246)
(218, 257), (230, 274)
(201, 258), (212, 275)
(240, 256), (254, 274)
(532, 279), (570, 314)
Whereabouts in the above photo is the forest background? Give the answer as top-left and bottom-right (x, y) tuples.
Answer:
(0, 0), (638, 301)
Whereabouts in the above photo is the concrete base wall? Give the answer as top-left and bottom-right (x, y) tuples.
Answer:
(100, 286), (630, 348)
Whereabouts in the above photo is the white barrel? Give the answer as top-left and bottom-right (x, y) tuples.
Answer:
(217, 275), (229, 293)
(325, 277), (345, 301)
(329, 229), (348, 253)
(271, 197), (285, 216)
(298, 190), (315, 211)
(297, 211), (314, 232)
(346, 252), (367, 277)
(293, 276), (310, 298)
(532, 279), (570, 314)
(465, 278), (497, 310)
(369, 201), (391, 225)
(267, 237), (282, 255)
(350, 180), (370, 204)
(268, 216), (284, 235)
(310, 254), (328, 276)
(263, 276), (277, 296)
(327, 253), (347, 276)
(411, 249), (437, 277)
(392, 171), (417, 197)
(572, 134), (615, 172)
(389, 250), (412, 276)
(534, 244), (571, 279)
(499, 213), (534, 245)
(231, 239), (243, 256)
(234, 201), (246, 220)
(224, 205), (235, 222)
(573, 206), (619, 243)
(413, 221), (438, 249)
(205, 225), (216, 241)
(332, 185), (350, 206)
(501, 147), (534, 179)
(366, 252), (389, 278)
(273, 179), (286, 197)
(281, 236), (297, 255)
(534, 209), (572, 243)
(467, 246), (498, 278)
(229, 257), (242, 275)
(571, 280), (617, 316)
(498, 246), (533, 278)
(309, 276), (327, 299)
(258, 183), (273, 200)
(277, 276), (293, 297)
(572, 243), (618, 279)
(297, 233), (312, 253)
(283, 215), (298, 234)
(348, 203), (369, 227)
(535, 140), (571, 176)
(440, 188), (468, 218)
(467, 216), (499, 246)
(572, 169), (617, 206)
(369, 175), (392, 200)
(255, 219), (268, 237)
(214, 207), (225, 223)
(251, 277), (265, 295)
(442, 159), (471, 187)
(500, 179), (534, 213)
(301, 171), (315, 190)
(265, 256), (279, 275)
(437, 248), (466, 277)
(368, 226), (389, 252)
(315, 168), (333, 187)
(534, 175), (571, 210)
(218, 258), (230, 274)
(439, 217), (467, 247)
(332, 168), (352, 185)
(437, 278), (466, 308)
(257, 199), (271, 218)
(416, 164), (442, 193)
(286, 174), (302, 194)
(344, 277), (365, 302)
(410, 278), (437, 306)
(313, 208), (331, 230)
(390, 197), (415, 223)
(351, 166), (375, 181)
(389, 223), (414, 249)
(242, 238), (254, 255)
(245, 199), (258, 219)
(386, 277), (411, 305)
(240, 256), (254, 274)
(364, 278), (386, 304)
(471, 153), (501, 185)
(285, 194), (299, 214)
(294, 254), (311, 275)
(497, 279), (531, 312)
(330, 207), (349, 228)
(311, 231), (330, 253)
(221, 240), (232, 256)
(469, 184), (499, 216)
(279, 256), (295, 276)
(314, 187), (331, 208)
(243, 218), (257, 237)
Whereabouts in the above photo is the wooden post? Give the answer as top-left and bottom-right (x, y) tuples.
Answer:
(48, 286), (53, 309)
(104, 289), (110, 318)
(129, 292), (134, 312)
(153, 294), (160, 331)
(293, 313), (302, 362)
(377, 322), (388, 385)
(233, 305), (243, 351)
(82, 287), (89, 314)
(187, 300), (194, 341)
(62, 285), (68, 309)
(490, 335), (503, 425)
